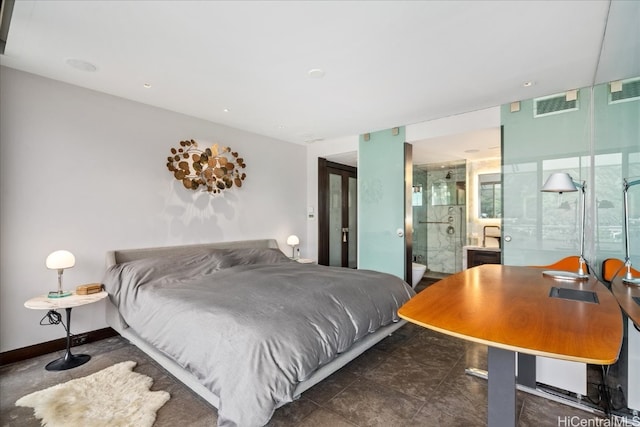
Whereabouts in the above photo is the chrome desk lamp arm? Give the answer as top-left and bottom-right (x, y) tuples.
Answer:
(623, 177), (640, 286)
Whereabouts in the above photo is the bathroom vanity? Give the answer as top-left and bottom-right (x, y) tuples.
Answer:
(463, 246), (501, 269)
(462, 224), (501, 269)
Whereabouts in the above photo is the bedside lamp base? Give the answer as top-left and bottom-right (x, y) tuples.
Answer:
(48, 291), (72, 298)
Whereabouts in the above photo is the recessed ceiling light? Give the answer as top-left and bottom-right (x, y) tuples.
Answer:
(307, 68), (325, 79)
(65, 58), (97, 72)
(143, 83), (152, 89)
(523, 81), (534, 87)
(223, 108), (230, 113)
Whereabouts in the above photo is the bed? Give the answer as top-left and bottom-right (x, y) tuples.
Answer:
(103, 239), (414, 426)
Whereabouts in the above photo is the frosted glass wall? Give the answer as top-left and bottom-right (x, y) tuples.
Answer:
(501, 78), (639, 277)
(593, 79), (640, 274)
(358, 128), (406, 279)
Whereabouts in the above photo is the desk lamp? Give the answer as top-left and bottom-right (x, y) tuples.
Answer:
(541, 172), (588, 280)
(623, 177), (640, 286)
(286, 235), (299, 258)
(46, 250), (75, 298)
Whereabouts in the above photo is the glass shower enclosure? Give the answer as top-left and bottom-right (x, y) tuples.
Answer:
(413, 162), (467, 274)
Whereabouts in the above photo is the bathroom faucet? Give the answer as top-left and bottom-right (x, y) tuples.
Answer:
(482, 225), (501, 248)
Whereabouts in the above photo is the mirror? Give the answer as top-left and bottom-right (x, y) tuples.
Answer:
(478, 173), (501, 218)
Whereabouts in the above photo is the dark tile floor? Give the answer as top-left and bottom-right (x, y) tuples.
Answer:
(0, 278), (625, 426)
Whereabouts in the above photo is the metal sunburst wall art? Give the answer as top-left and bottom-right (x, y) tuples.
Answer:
(166, 139), (247, 194)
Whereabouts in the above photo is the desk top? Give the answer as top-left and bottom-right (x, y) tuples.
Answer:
(398, 264), (623, 365)
(611, 278), (640, 327)
(24, 291), (108, 310)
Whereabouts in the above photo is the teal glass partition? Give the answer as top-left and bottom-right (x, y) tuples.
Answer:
(501, 88), (591, 267)
(502, 78), (639, 274)
(593, 78), (640, 273)
(358, 127), (407, 279)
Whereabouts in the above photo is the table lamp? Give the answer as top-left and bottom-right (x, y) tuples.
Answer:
(46, 250), (75, 298)
(286, 235), (299, 258)
(541, 172), (588, 280)
(622, 177), (640, 286)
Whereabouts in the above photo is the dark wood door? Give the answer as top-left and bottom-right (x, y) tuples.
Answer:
(318, 158), (357, 267)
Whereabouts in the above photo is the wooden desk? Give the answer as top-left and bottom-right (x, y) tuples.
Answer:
(611, 277), (640, 327)
(398, 264), (623, 426)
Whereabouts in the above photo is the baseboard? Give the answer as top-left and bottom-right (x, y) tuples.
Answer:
(0, 327), (118, 366)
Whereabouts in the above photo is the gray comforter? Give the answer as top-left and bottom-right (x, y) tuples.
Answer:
(103, 248), (414, 427)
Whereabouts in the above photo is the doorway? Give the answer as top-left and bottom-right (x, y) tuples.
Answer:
(318, 158), (357, 267)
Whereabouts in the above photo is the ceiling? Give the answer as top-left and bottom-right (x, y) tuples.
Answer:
(1, 1), (638, 162)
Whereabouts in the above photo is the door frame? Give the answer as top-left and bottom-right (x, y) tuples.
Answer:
(318, 158), (357, 266)
(404, 142), (413, 286)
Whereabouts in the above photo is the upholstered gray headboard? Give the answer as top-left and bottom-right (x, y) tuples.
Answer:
(105, 239), (280, 267)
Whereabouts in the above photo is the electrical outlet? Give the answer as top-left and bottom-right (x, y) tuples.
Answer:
(71, 333), (88, 347)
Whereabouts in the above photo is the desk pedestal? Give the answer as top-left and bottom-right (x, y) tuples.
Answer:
(45, 307), (90, 371)
(488, 347), (516, 426)
(626, 318), (640, 410)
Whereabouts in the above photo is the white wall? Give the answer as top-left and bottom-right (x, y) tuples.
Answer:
(0, 67), (306, 352)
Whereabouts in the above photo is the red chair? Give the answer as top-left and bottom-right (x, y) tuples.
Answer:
(602, 258), (640, 283)
(532, 256), (589, 274)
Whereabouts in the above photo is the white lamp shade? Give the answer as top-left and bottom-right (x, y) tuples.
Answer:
(541, 172), (578, 193)
(286, 235), (300, 246)
(46, 250), (76, 270)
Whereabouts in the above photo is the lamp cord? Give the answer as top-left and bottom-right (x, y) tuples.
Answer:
(39, 309), (71, 336)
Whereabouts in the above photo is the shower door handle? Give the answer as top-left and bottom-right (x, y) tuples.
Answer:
(342, 228), (349, 242)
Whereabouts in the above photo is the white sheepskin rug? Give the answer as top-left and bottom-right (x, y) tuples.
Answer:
(15, 360), (170, 427)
